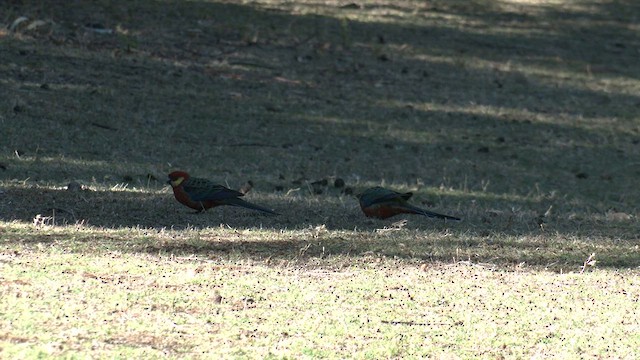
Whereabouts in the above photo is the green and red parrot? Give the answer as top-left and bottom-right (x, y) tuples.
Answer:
(167, 171), (278, 215)
(356, 186), (460, 221)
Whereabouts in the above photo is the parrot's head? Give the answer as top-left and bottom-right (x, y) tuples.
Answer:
(354, 191), (368, 205)
(167, 171), (190, 188)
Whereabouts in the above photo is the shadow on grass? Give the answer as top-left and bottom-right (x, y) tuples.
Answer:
(2, 214), (638, 271)
(2, 185), (638, 270)
(2, 0), (637, 192)
(1, 1), (639, 268)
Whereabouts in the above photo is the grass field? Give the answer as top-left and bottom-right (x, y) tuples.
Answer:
(1, 0), (639, 358)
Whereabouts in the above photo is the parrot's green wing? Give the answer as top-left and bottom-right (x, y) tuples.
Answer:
(183, 177), (244, 202)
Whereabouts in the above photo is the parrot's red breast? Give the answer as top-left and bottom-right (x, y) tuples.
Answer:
(357, 186), (460, 221)
(361, 203), (418, 219)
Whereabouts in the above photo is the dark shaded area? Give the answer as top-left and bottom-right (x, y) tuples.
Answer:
(1, 1), (639, 268)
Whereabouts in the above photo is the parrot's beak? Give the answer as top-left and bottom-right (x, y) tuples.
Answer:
(166, 179), (172, 185)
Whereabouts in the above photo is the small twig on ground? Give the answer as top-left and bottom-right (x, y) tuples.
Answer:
(299, 243), (312, 256)
(580, 253), (597, 274)
(91, 122), (118, 131)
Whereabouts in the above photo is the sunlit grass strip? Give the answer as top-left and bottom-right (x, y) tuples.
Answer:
(1, 248), (639, 358)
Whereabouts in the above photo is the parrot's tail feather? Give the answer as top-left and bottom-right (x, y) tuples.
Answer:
(406, 204), (461, 221)
(230, 199), (279, 215)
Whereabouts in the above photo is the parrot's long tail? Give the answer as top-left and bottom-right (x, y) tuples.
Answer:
(405, 204), (461, 221)
(229, 198), (279, 215)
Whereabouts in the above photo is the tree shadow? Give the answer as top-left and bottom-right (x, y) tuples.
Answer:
(2, 186), (637, 270)
(1, 0), (639, 268)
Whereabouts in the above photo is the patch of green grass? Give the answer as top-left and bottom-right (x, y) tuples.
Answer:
(1, 237), (639, 358)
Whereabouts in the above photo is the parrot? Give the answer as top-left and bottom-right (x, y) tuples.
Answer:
(167, 171), (278, 215)
(356, 186), (461, 221)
